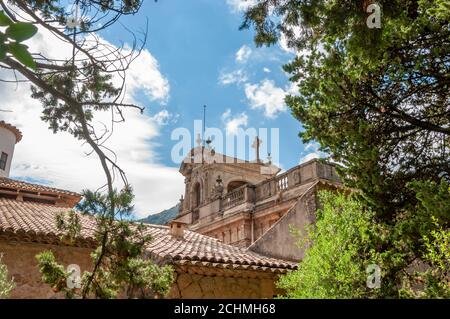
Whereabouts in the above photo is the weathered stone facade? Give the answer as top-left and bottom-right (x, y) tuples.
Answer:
(175, 152), (342, 261)
(0, 241), (92, 299)
(168, 266), (278, 299)
(177, 147), (278, 228)
(0, 122), (295, 299)
(0, 239), (281, 299)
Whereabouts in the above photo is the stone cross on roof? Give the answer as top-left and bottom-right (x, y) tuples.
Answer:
(252, 136), (262, 163)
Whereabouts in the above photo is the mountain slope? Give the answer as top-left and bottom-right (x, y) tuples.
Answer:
(139, 204), (179, 225)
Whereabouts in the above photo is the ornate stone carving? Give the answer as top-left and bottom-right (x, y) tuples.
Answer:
(179, 195), (184, 213)
(211, 175), (224, 200)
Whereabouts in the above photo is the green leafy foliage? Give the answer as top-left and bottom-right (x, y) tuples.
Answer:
(278, 182), (449, 298)
(241, 0), (450, 217)
(423, 218), (450, 272)
(278, 191), (383, 298)
(7, 42), (36, 69)
(5, 22), (38, 42)
(1, 1), (146, 69)
(0, 10), (37, 69)
(413, 219), (450, 298)
(243, 0), (449, 299)
(35, 251), (71, 297)
(0, 10), (12, 26)
(32, 62), (121, 137)
(2, 0), (171, 300)
(36, 188), (174, 299)
(394, 180), (450, 298)
(0, 254), (15, 299)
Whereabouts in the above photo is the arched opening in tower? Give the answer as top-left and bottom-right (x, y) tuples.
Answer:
(192, 182), (201, 208)
(227, 181), (247, 193)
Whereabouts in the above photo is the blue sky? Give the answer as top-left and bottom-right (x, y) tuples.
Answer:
(101, 0), (313, 170)
(2, 0), (323, 217)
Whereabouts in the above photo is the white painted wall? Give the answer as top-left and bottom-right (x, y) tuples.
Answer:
(0, 126), (18, 177)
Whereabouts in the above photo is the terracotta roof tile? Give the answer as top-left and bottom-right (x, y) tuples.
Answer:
(0, 177), (81, 198)
(0, 198), (96, 242)
(0, 121), (22, 143)
(0, 197), (297, 272)
(142, 226), (297, 270)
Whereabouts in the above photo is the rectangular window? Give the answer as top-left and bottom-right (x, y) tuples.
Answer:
(0, 152), (8, 171)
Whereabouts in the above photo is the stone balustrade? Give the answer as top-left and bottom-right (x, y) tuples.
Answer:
(255, 159), (340, 202)
(186, 159), (340, 226)
(220, 184), (246, 210)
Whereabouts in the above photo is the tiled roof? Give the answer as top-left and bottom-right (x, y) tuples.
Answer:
(0, 120), (22, 143)
(143, 225), (297, 272)
(0, 198), (96, 246)
(0, 198), (296, 272)
(0, 177), (81, 198)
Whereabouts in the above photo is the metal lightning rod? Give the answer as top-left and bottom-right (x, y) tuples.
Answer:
(202, 105), (206, 163)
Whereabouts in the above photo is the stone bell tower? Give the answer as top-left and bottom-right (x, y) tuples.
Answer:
(0, 121), (22, 178)
(176, 143), (280, 225)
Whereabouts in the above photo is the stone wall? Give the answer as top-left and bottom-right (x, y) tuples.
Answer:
(0, 239), (280, 299)
(169, 265), (279, 299)
(0, 240), (92, 298)
(248, 187), (318, 262)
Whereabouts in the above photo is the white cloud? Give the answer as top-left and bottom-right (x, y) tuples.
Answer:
(27, 26), (170, 105)
(150, 110), (178, 126)
(279, 25), (323, 59)
(219, 69), (248, 85)
(286, 81), (299, 96)
(299, 142), (326, 164)
(0, 26), (182, 218)
(221, 109), (232, 120)
(263, 67), (271, 73)
(226, 0), (257, 12)
(304, 142), (317, 152)
(123, 47), (170, 104)
(222, 109), (248, 134)
(279, 26), (301, 54)
(236, 45), (252, 63)
(299, 152), (321, 164)
(244, 79), (287, 118)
